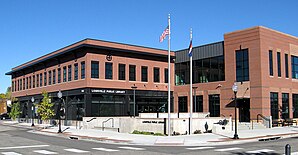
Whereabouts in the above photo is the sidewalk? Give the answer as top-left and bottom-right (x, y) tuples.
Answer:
(3, 121), (298, 146)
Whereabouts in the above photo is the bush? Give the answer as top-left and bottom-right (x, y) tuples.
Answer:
(194, 130), (202, 134)
(132, 130), (164, 136)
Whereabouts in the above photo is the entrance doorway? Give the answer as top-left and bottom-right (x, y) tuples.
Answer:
(238, 98), (250, 122)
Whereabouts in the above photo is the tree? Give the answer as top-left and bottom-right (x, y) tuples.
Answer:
(9, 102), (21, 120)
(0, 93), (5, 99)
(37, 91), (55, 121)
(5, 87), (11, 100)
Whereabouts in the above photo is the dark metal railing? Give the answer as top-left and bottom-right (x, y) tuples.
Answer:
(257, 114), (271, 128)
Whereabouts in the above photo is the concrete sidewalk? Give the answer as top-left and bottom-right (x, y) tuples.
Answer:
(3, 121), (298, 146)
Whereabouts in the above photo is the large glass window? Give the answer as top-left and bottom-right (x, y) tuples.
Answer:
(193, 95), (203, 112)
(48, 71), (52, 85)
(36, 74), (39, 87)
(53, 69), (56, 84)
(68, 65), (72, 81)
(270, 92), (279, 119)
(58, 68), (61, 83)
(32, 76), (35, 88)
(44, 72), (47, 86)
(164, 68), (168, 83)
(293, 94), (298, 118)
(74, 63), (78, 80)
(141, 66), (148, 82)
(105, 62), (113, 79)
(209, 94), (220, 117)
(292, 56), (298, 79)
(63, 67), (67, 82)
(23, 78), (25, 90)
(26, 77), (28, 89)
(118, 64), (125, 80)
(269, 50), (273, 76)
(39, 73), (42, 87)
(29, 76), (31, 89)
(178, 96), (187, 112)
(129, 65), (136, 81)
(91, 94), (125, 117)
(91, 61), (99, 78)
(154, 67), (160, 83)
(236, 49), (249, 82)
(20, 79), (23, 90)
(81, 61), (85, 79)
(277, 52), (281, 77)
(285, 54), (289, 78)
(282, 93), (289, 119)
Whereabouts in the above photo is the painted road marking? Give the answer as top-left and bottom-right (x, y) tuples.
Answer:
(33, 150), (57, 154)
(214, 147), (242, 152)
(0, 145), (49, 150)
(186, 147), (215, 150)
(246, 149), (274, 154)
(1, 152), (22, 155)
(64, 148), (89, 153)
(93, 148), (119, 152)
(118, 146), (145, 151)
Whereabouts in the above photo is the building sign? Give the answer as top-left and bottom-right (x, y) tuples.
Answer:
(91, 89), (126, 94)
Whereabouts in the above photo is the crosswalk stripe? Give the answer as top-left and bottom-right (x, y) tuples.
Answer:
(118, 147), (145, 151)
(64, 149), (89, 153)
(33, 150), (57, 154)
(186, 147), (215, 150)
(1, 152), (22, 155)
(246, 149), (274, 154)
(0, 145), (49, 150)
(214, 147), (242, 152)
(93, 148), (119, 152)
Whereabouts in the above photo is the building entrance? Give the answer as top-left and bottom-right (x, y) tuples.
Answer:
(238, 98), (250, 122)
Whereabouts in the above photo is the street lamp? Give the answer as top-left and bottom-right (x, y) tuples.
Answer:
(192, 86), (198, 112)
(131, 86), (137, 117)
(232, 82), (239, 139)
(57, 90), (63, 133)
(31, 97), (35, 127)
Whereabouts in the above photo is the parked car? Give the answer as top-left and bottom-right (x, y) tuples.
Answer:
(0, 113), (10, 120)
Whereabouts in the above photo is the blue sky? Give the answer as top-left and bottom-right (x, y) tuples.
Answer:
(1, 0), (298, 93)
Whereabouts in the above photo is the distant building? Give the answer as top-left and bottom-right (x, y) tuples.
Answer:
(6, 26), (298, 122)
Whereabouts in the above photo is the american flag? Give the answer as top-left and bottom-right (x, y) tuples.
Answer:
(188, 40), (193, 57)
(159, 26), (169, 42)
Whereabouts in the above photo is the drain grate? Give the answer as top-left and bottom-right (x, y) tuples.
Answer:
(258, 136), (281, 141)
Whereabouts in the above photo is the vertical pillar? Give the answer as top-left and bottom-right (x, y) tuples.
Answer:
(84, 89), (92, 117)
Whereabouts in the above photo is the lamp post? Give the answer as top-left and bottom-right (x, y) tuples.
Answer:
(232, 82), (239, 139)
(57, 90), (62, 133)
(31, 97), (35, 127)
(192, 86), (198, 112)
(131, 86), (137, 117)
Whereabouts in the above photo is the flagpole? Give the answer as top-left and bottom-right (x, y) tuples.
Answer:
(189, 28), (193, 135)
(167, 14), (171, 137)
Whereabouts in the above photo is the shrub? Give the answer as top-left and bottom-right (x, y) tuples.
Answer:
(194, 130), (202, 134)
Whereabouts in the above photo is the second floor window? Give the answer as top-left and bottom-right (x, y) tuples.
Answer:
(118, 64), (125, 80)
(36, 74), (39, 87)
(48, 71), (52, 85)
(68, 65), (72, 81)
(164, 68), (168, 83)
(129, 65), (136, 81)
(277, 52), (281, 77)
(63, 67), (67, 82)
(292, 56), (298, 79)
(236, 48), (249, 82)
(285, 54), (289, 78)
(53, 69), (56, 84)
(58, 68), (61, 83)
(141, 66), (148, 82)
(74, 63), (78, 80)
(44, 72), (47, 86)
(269, 50), (273, 76)
(40, 73), (42, 87)
(105, 62), (113, 79)
(81, 61), (85, 79)
(91, 61), (99, 78)
(154, 67), (160, 83)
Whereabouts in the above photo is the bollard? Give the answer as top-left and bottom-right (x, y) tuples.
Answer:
(285, 144), (291, 155)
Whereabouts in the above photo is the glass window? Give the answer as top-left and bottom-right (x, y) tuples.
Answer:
(81, 61), (85, 79)
(26, 77), (28, 89)
(270, 92), (279, 119)
(154, 67), (160, 83)
(129, 65), (136, 81)
(39, 73), (42, 87)
(293, 94), (298, 118)
(118, 64), (125, 80)
(105, 62), (113, 79)
(164, 68), (168, 83)
(236, 49), (249, 82)
(44, 72), (47, 86)
(53, 69), (56, 84)
(292, 56), (298, 79)
(63, 67), (67, 82)
(74, 63), (78, 80)
(285, 54), (289, 78)
(68, 65), (72, 81)
(58, 68), (61, 83)
(20, 79), (23, 90)
(282, 93), (289, 119)
(91, 61), (99, 78)
(29, 76), (31, 89)
(193, 95), (203, 112)
(36, 74), (39, 87)
(277, 52), (281, 77)
(32, 75), (35, 88)
(48, 71), (52, 85)
(209, 94), (220, 117)
(141, 66), (148, 82)
(269, 50), (273, 76)
(178, 96), (187, 112)
(23, 78), (25, 90)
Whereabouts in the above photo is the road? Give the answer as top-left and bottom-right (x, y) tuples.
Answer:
(0, 124), (298, 155)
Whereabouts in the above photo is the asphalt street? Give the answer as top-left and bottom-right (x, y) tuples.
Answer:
(1, 125), (298, 155)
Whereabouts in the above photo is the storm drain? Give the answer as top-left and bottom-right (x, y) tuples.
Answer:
(258, 136), (281, 141)
(69, 136), (79, 140)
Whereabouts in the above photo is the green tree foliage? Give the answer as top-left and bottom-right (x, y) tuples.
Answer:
(9, 102), (21, 120)
(0, 93), (6, 99)
(37, 91), (55, 121)
(5, 87), (11, 100)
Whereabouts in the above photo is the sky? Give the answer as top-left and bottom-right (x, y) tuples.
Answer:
(1, 0), (298, 93)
